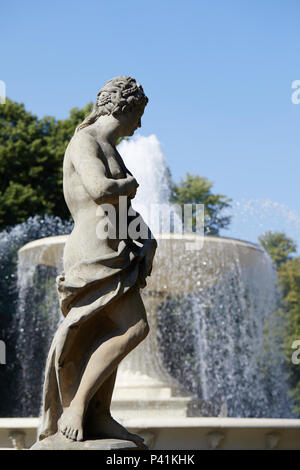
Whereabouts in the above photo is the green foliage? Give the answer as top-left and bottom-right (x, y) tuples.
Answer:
(279, 258), (300, 415)
(279, 258), (300, 311)
(0, 98), (92, 230)
(259, 231), (297, 267)
(259, 231), (300, 415)
(169, 172), (232, 235)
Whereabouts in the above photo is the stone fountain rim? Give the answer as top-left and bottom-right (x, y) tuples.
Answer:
(18, 233), (265, 255)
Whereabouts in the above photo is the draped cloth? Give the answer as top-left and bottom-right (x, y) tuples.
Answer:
(38, 239), (143, 440)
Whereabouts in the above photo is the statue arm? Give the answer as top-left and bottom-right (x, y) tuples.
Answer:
(135, 220), (157, 284)
(128, 207), (157, 247)
(128, 207), (157, 282)
(71, 137), (138, 204)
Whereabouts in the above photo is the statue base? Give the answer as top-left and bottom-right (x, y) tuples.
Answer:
(30, 432), (145, 450)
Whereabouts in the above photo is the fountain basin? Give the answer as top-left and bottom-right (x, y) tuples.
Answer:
(18, 233), (268, 294)
(2, 417), (300, 450)
(17, 233), (283, 419)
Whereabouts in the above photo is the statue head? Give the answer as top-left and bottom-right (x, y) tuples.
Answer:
(76, 76), (148, 133)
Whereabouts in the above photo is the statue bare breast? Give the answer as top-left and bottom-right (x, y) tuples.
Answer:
(62, 131), (138, 268)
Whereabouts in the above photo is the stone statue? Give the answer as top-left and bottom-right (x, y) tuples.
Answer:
(32, 77), (157, 450)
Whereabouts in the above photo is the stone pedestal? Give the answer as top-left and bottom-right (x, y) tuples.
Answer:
(31, 433), (144, 450)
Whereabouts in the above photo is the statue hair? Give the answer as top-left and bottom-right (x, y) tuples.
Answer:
(76, 76), (148, 132)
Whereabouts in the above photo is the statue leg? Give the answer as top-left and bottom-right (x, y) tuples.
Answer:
(57, 286), (148, 443)
(85, 366), (147, 447)
(89, 368), (118, 414)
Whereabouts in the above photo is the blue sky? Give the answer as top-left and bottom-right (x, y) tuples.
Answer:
(1, 0), (300, 248)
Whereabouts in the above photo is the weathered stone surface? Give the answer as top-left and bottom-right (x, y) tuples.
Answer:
(31, 77), (156, 449)
(31, 433), (142, 450)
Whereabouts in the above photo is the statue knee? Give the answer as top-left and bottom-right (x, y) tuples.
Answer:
(126, 319), (149, 350)
(138, 320), (149, 342)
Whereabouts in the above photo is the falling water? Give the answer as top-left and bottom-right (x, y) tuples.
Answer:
(119, 135), (294, 417)
(157, 241), (293, 417)
(15, 256), (60, 416)
(0, 216), (72, 416)
(118, 135), (182, 233)
(118, 135), (171, 210)
(222, 198), (300, 253)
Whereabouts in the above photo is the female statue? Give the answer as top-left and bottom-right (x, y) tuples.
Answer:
(38, 77), (157, 448)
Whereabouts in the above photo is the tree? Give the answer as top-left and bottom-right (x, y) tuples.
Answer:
(279, 257), (300, 415)
(0, 99), (92, 230)
(169, 172), (232, 235)
(259, 231), (300, 416)
(259, 231), (297, 267)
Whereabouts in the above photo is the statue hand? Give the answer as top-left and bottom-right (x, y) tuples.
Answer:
(127, 175), (139, 199)
(138, 240), (157, 283)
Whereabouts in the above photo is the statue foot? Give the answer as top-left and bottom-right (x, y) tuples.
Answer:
(58, 405), (84, 441)
(88, 413), (147, 449)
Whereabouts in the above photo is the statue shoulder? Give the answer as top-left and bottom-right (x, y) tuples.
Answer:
(69, 131), (100, 154)
(65, 131), (106, 165)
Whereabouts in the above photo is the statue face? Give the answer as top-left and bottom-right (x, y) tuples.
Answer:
(120, 107), (144, 137)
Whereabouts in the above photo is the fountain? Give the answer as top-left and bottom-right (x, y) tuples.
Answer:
(1, 135), (300, 449)
(17, 231), (292, 419)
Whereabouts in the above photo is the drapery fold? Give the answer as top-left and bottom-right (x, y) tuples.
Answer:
(39, 239), (142, 440)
